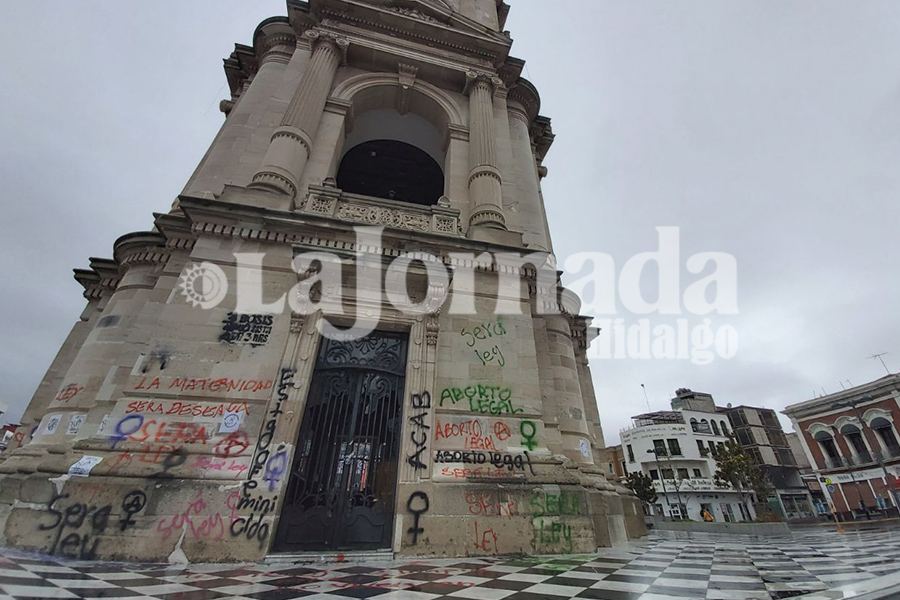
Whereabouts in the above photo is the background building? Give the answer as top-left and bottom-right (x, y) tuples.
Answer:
(787, 431), (829, 517)
(604, 444), (626, 483)
(620, 391), (753, 522)
(724, 404), (815, 520)
(784, 373), (900, 520)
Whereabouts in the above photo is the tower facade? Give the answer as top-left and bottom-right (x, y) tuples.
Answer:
(0, 0), (645, 561)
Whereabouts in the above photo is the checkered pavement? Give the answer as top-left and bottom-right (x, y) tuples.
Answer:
(1, 527), (899, 600)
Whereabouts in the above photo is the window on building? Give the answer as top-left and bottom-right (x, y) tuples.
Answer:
(731, 410), (747, 427)
(840, 424), (871, 462)
(662, 468), (674, 480)
(748, 447), (763, 465)
(736, 428), (752, 445)
(649, 469), (659, 480)
(720, 420), (729, 435)
(697, 440), (708, 455)
(711, 420), (721, 436)
(708, 440), (717, 456)
(653, 439), (668, 456)
(776, 448), (796, 466)
(871, 418), (900, 455)
(761, 410), (779, 428)
(677, 468), (689, 480)
(693, 468), (703, 478)
(814, 430), (842, 467)
(667, 439), (682, 456)
(626, 444), (634, 462)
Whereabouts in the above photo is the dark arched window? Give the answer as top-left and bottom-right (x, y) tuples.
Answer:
(839, 424), (871, 462)
(814, 430), (841, 467)
(337, 140), (444, 205)
(711, 420), (721, 436)
(871, 418), (900, 453)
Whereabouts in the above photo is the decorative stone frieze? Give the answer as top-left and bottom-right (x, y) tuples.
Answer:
(302, 185), (461, 236)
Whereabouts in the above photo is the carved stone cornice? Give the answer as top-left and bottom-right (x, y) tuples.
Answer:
(74, 258), (120, 301)
(256, 19), (297, 65)
(112, 232), (168, 271)
(507, 78), (541, 124)
(315, 1), (511, 64)
(530, 115), (555, 164)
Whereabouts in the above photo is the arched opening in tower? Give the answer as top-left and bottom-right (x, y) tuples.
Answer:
(336, 139), (444, 206)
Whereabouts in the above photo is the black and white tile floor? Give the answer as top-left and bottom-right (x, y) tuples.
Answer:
(2, 527), (899, 600)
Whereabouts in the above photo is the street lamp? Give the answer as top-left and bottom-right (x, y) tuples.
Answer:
(648, 446), (685, 519)
(834, 395), (900, 517)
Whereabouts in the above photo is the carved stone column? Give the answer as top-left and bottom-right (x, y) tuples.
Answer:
(250, 30), (348, 197)
(465, 72), (506, 230)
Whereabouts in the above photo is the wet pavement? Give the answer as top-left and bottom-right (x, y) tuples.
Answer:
(1, 525), (899, 600)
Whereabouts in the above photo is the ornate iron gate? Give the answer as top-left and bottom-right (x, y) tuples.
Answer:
(273, 332), (408, 552)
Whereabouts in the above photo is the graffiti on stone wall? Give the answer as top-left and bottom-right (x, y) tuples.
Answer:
(54, 384), (84, 403)
(461, 319), (507, 367)
(433, 416), (521, 451)
(124, 399), (250, 418)
(472, 521), (499, 553)
(220, 313), (273, 346)
(406, 392), (431, 471)
(529, 489), (585, 554)
(406, 491), (429, 545)
(520, 420), (538, 451)
(465, 491), (519, 518)
(156, 490), (240, 542)
(231, 367), (295, 548)
(434, 450), (535, 475)
(439, 385), (522, 415)
(132, 376), (273, 395)
(39, 491), (146, 560)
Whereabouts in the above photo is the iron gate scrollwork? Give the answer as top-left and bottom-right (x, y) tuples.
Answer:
(273, 331), (408, 551)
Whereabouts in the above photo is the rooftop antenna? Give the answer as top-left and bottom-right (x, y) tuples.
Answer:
(821, 386), (827, 396)
(838, 381), (846, 390)
(640, 383), (652, 412)
(869, 353), (891, 375)
(845, 379), (853, 387)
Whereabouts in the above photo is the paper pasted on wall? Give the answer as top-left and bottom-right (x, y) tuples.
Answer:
(68, 455), (103, 476)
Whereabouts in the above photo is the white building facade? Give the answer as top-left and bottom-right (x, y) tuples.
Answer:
(620, 410), (756, 522)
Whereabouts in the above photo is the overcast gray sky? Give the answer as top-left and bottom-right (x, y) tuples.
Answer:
(1, 1), (897, 443)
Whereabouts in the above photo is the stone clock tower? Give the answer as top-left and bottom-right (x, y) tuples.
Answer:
(0, 0), (644, 561)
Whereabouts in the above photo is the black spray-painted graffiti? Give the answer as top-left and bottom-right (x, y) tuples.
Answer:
(39, 491), (146, 559)
(232, 367), (294, 548)
(220, 313), (273, 346)
(406, 491), (429, 545)
(406, 392), (431, 471)
(119, 490), (147, 531)
(434, 450), (536, 475)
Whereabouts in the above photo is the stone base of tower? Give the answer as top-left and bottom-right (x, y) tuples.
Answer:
(0, 189), (646, 563)
(0, 470), (643, 563)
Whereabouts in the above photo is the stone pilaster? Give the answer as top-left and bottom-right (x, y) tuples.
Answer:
(465, 72), (506, 230)
(250, 30), (348, 198)
(181, 20), (296, 199)
(507, 81), (551, 251)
